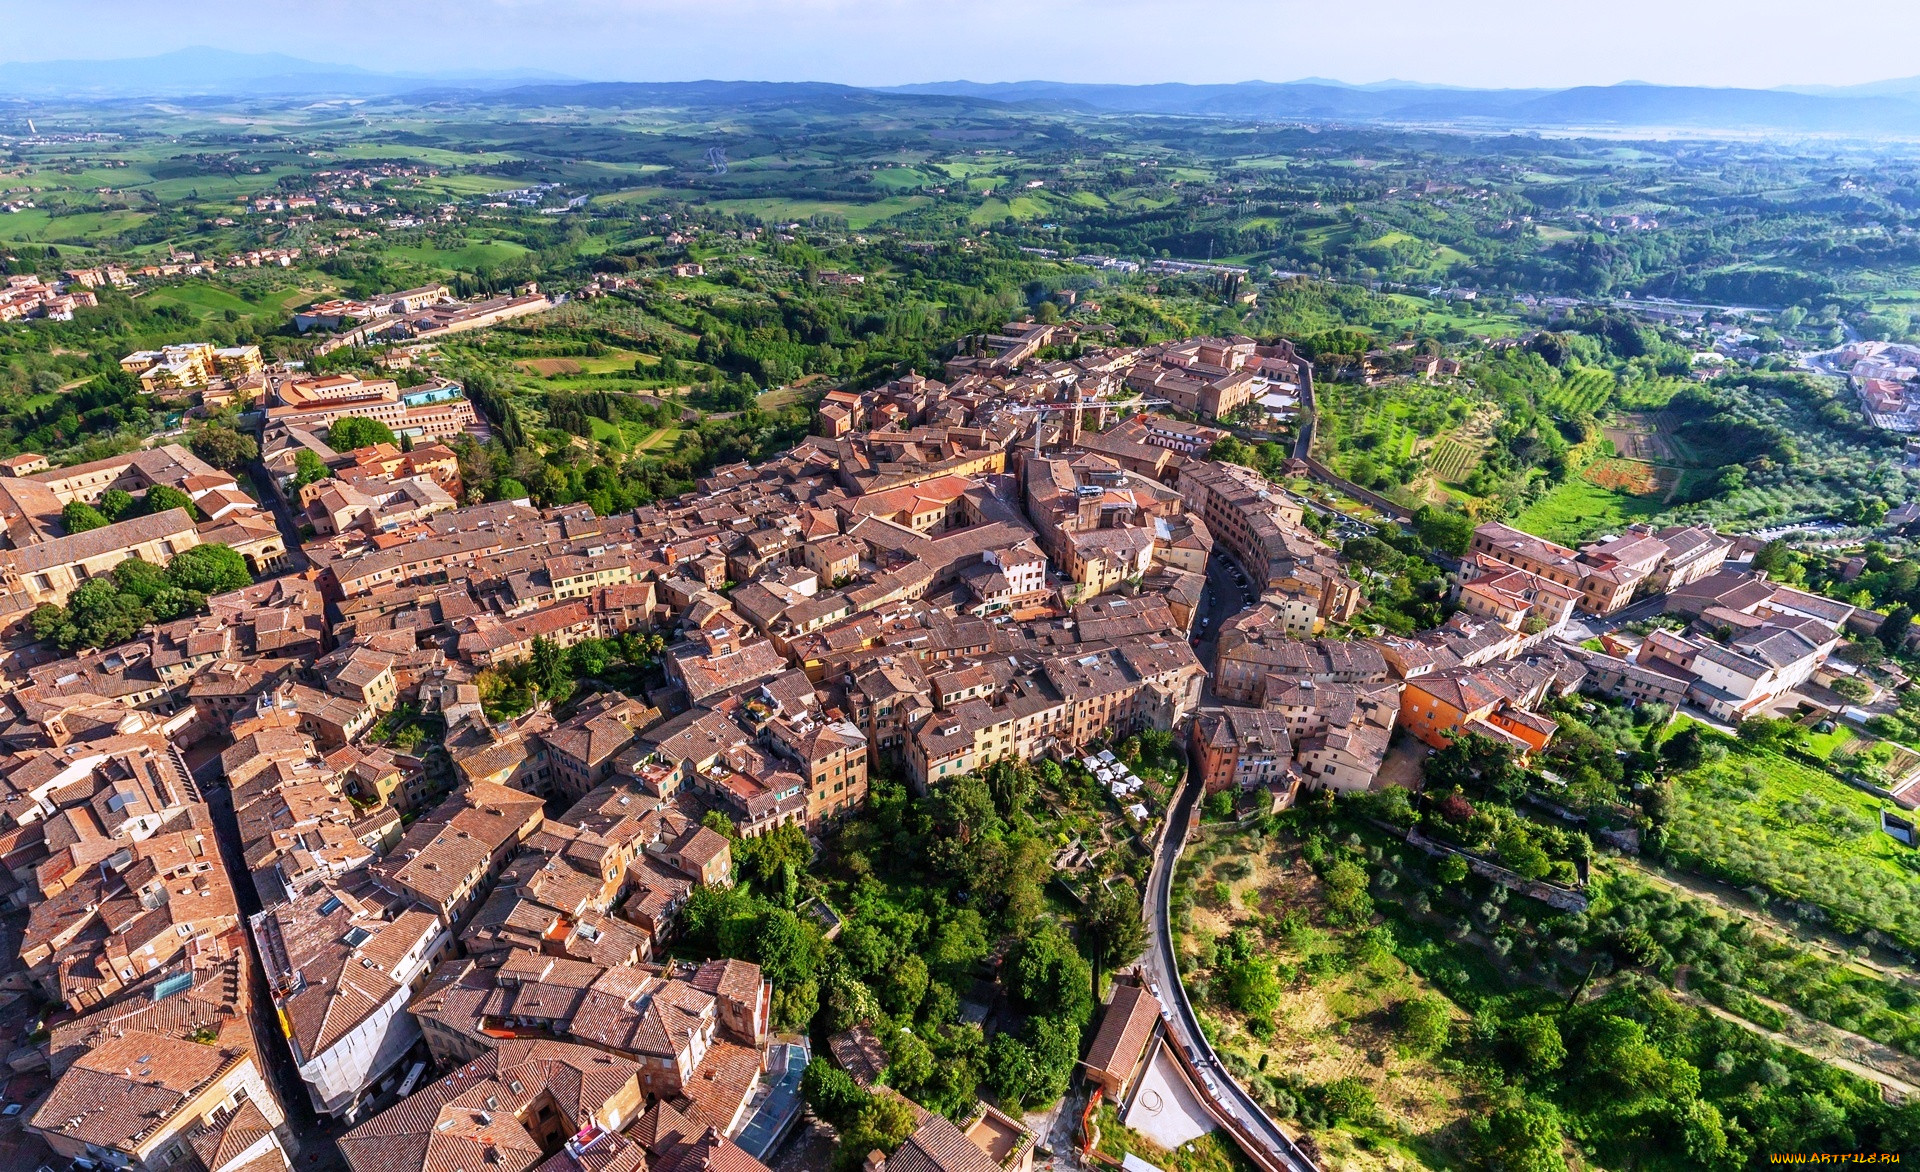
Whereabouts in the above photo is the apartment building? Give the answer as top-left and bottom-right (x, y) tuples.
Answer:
(250, 886), (451, 1120)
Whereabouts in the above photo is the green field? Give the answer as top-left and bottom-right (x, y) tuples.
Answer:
(0, 207), (152, 245)
(140, 281), (323, 321)
(708, 195), (932, 229)
(382, 238), (532, 270)
(1508, 476), (1664, 544)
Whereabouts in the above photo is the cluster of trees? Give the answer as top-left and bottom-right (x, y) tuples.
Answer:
(1341, 532), (1449, 635)
(329, 416), (398, 452)
(28, 545), (251, 650)
(60, 483), (199, 533)
(1245, 793), (1920, 1165)
(474, 631), (666, 719)
(773, 759), (1146, 1124)
(186, 420), (259, 471)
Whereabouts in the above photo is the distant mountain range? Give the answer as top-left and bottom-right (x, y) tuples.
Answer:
(0, 47), (571, 99)
(9, 50), (1920, 136)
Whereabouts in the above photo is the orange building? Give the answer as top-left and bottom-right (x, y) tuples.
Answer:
(1398, 662), (1562, 758)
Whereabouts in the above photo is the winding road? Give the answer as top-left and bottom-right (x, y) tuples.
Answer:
(1140, 774), (1319, 1172)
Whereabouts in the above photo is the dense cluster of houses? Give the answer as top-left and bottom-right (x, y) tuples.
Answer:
(0, 272), (98, 322)
(1833, 340), (1920, 432)
(0, 305), (1885, 1172)
(0, 442), (291, 626)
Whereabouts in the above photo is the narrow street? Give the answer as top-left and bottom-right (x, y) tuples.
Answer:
(247, 462), (313, 574)
(200, 768), (351, 1171)
(1193, 550), (1258, 701)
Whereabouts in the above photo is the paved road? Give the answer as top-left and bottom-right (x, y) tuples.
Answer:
(1193, 550), (1258, 697)
(1141, 775), (1318, 1172)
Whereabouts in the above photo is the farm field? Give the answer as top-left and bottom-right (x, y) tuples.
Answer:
(0, 206), (153, 246)
(1582, 455), (1677, 498)
(709, 195), (933, 228)
(1536, 365), (1614, 415)
(381, 238), (534, 270)
(1509, 475), (1665, 544)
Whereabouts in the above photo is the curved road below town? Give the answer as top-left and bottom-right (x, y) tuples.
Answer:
(1141, 774), (1319, 1172)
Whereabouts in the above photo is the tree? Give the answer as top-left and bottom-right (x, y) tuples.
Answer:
(880, 1024), (934, 1094)
(1436, 854), (1470, 885)
(1395, 996), (1451, 1055)
(753, 908), (821, 987)
(329, 416), (397, 452)
(188, 424), (258, 470)
(878, 953), (929, 1018)
(61, 500), (109, 534)
(496, 476), (530, 501)
(1078, 881), (1147, 986)
(62, 578), (147, 650)
(1496, 828), (1552, 881)
(1881, 604), (1914, 652)
(292, 449), (331, 490)
(1425, 731), (1529, 802)
(981, 758), (1034, 820)
(801, 1062), (867, 1129)
(28, 603), (73, 646)
(98, 488), (134, 521)
(114, 556), (204, 621)
(1320, 858), (1373, 923)
(1660, 726), (1720, 773)
(1478, 1103), (1567, 1172)
(835, 1094), (915, 1172)
(165, 543), (251, 594)
(144, 484), (197, 519)
(1412, 504), (1474, 556)
(1006, 926), (1094, 1030)
(1505, 1014), (1566, 1078)
(529, 636), (571, 702)
(1223, 957), (1282, 1020)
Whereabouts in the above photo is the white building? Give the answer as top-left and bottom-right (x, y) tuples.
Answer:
(250, 886), (452, 1120)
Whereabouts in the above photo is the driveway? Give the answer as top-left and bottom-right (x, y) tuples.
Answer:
(1560, 594), (1665, 643)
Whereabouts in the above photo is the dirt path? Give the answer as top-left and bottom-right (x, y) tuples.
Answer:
(1615, 859), (1920, 987)
(1669, 971), (1917, 1103)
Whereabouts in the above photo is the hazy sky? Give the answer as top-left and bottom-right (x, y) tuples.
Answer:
(7, 0), (1920, 90)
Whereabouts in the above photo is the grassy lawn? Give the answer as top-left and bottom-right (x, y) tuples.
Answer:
(708, 195), (931, 229)
(1802, 725), (1863, 761)
(1658, 737), (1920, 951)
(140, 281), (323, 321)
(1509, 476), (1665, 545)
(382, 238), (532, 270)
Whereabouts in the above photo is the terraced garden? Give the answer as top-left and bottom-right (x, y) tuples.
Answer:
(1654, 734), (1920, 953)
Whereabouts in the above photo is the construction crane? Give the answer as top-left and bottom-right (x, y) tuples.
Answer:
(997, 394), (1173, 456)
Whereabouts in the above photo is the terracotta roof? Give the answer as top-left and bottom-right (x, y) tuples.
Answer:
(1083, 982), (1157, 1085)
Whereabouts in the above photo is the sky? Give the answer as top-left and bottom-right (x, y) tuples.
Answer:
(6, 0), (1920, 91)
